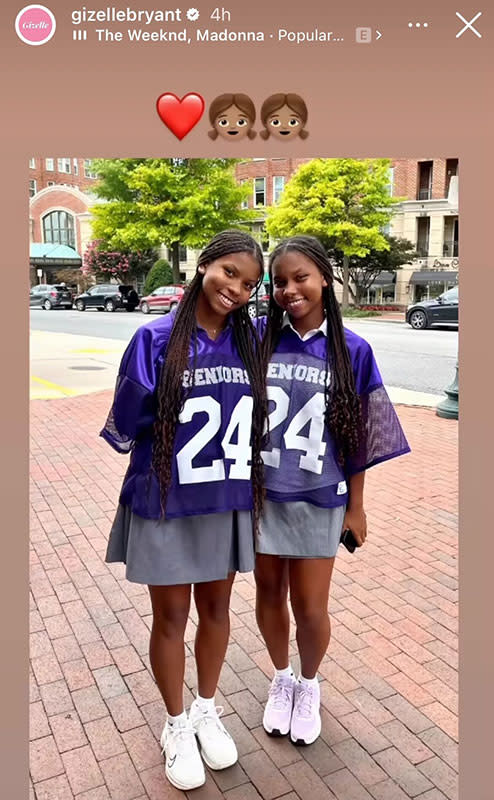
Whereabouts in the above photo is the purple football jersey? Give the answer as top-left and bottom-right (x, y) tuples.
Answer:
(262, 324), (410, 507)
(101, 312), (255, 519)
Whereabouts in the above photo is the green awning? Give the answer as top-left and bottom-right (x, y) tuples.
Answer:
(30, 243), (81, 266)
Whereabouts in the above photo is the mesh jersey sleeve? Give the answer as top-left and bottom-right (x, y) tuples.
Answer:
(100, 324), (167, 454)
(345, 338), (411, 475)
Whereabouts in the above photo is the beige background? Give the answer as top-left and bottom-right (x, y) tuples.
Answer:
(1, 0), (492, 796)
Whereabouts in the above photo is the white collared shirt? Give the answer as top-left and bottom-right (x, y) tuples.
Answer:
(282, 313), (327, 342)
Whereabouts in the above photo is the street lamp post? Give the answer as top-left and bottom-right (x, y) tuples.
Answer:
(436, 358), (458, 419)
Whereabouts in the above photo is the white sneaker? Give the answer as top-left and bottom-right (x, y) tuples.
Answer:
(160, 718), (205, 791)
(290, 679), (321, 746)
(263, 673), (296, 736)
(189, 699), (238, 770)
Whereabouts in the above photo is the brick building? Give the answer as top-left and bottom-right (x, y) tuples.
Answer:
(28, 157), (459, 300)
(28, 158), (100, 287)
(390, 159), (458, 304)
(233, 158), (459, 306)
(29, 157), (98, 196)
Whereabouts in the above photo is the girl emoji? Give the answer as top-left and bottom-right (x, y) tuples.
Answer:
(255, 236), (410, 745)
(208, 93), (257, 141)
(101, 230), (266, 791)
(260, 93), (309, 140)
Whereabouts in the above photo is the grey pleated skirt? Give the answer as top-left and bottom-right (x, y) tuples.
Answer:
(106, 505), (255, 585)
(257, 500), (346, 558)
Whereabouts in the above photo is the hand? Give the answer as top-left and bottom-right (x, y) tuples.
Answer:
(342, 507), (367, 547)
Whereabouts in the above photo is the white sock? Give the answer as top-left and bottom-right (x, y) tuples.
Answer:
(298, 674), (318, 687)
(195, 693), (215, 710)
(275, 665), (294, 678)
(167, 711), (187, 727)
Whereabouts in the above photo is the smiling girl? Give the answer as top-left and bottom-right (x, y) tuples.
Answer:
(255, 236), (409, 746)
(101, 230), (266, 791)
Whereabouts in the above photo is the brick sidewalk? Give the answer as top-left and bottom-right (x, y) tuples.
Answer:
(30, 392), (458, 800)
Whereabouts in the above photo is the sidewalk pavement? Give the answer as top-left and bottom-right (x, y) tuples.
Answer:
(31, 329), (443, 408)
(344, 311), (406, 325)
(30, 392), (458, 800)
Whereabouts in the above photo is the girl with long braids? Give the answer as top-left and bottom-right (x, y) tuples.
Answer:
(255, 235), (410, 746)
(100, 230), (266, 791)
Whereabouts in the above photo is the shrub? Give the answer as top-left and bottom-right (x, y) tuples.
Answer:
(143, 259), (173, 295)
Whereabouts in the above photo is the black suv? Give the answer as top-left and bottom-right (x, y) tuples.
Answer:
(406, 286), (459, 329)
(30, 284), (73, 310)
(74, 284), (139, 312)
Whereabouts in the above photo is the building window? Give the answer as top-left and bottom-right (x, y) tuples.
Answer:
(386, 167), (394, 196)
(84, 159), (98, 179)
(179, 246), (187, 262)
(241, 180), (249, 209)
(45, 158), (54, 171)
(29, 179), (37, 197)
(445, 159), (458, 197)
(42, 210), (75, 249)
(57, 158), (71, 174)
(443, 216), (459, 258)
(417, 161), (433, 201)
(29, 158), (36, 169)
(73, 158), (79, 176)
(273, 176), (285, 204)
(254, 177), (266, 206)
(416, 217), (430, 257)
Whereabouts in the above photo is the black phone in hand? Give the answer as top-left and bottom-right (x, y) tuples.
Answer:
(340, 528), (359, 553)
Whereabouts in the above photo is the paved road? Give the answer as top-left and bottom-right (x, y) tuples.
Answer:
(30, 309), (458, 397)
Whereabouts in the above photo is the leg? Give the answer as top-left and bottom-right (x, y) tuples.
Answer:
(191, 575), (238, 771)
(148, 584), (191, 716)
(254, 554), (290, 669)
(193, 574), (235, 698)
(289, 558), (336, 679)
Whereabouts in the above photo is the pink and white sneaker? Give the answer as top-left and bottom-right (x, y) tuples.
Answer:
(262, 673), (296, 736)
(290, 679), (321, 745)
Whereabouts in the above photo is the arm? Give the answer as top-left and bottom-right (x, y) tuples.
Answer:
(342, 471), (367, 546)
(100, 324), (166, 453)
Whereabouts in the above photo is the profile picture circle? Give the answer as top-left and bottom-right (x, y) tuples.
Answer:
(15, 5), (56, 46)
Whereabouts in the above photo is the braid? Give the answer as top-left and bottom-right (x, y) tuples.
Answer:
(231, 307), (267, 531)
(151, 230), (267, 527)
(263, 236), (363, 465)
(151, 275), (202, 516)
(323, 283), (363, 463)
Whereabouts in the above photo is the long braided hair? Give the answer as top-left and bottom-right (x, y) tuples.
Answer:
(151, 230), (267, 528)
(262, 235), (363, 464)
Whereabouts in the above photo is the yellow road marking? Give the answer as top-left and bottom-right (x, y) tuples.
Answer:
(71, 348), (115, 354)
(30, 376), (78, 396)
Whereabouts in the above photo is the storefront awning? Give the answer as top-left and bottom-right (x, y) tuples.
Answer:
(30, 243), (82, 266)
(371, 271), (396, 287)
(410, 270), (458, 285)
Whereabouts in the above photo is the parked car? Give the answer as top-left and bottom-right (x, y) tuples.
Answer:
(29, 284), (73, 310)
(74, 284), (139, 312)
(406, 286), (458, 329)
(139, 285), (185, 314)
(247, 286), (269, 318)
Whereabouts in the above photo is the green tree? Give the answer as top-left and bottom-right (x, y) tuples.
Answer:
(88, 159), (254, 282)
(330, 236), (417, 305)
(143, 258), (173, 295)
(266, 158), (399, 308)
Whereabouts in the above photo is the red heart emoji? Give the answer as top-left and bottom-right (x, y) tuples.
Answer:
(156, 92), (205, 140)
